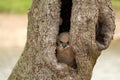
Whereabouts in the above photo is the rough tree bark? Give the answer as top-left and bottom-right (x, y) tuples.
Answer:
(8, 0), (115, 80)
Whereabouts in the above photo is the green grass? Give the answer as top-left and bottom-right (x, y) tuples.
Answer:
(0, 0), (32, 13)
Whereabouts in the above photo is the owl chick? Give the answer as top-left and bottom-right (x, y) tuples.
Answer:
(56, 32), (77, 69)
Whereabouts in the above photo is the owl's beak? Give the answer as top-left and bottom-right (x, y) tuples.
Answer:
(62, 43), (67, 48)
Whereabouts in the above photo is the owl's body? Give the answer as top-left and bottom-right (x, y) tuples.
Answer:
(56, 32), (76, 69)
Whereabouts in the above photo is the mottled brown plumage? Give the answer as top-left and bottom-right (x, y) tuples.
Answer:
(56, 32), (76, 69)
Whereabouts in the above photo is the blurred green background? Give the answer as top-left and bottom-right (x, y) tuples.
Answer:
(0, 0), (32, 13)
(112, 0), (120, 9)
(0, 0), (120, 13)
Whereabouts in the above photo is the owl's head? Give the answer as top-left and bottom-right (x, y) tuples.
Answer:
(57, 32), (69, 48)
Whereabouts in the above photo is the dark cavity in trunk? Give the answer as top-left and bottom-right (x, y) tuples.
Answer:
(59, 0), (72, 34)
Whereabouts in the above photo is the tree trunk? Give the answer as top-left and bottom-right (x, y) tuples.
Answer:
(8, 0), (115, 80)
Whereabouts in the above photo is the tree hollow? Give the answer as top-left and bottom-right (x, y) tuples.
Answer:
(59, 0), (72, 34)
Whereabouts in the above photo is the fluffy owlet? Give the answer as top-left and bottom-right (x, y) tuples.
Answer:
(56, 32), (77, 69)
